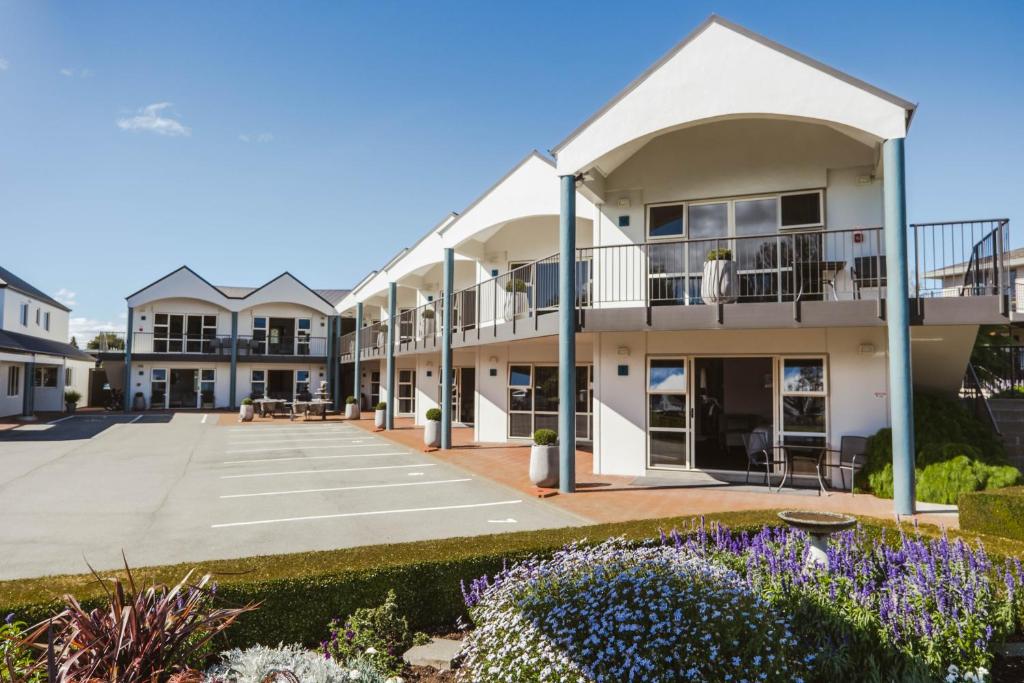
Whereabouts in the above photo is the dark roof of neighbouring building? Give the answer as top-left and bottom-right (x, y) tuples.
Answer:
(0, 328), (95, 361)
(0, 266), (71, 312)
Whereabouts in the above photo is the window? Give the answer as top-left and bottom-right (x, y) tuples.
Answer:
(200, 369), (215, 407)
(43, 311), (51, 331)
(7, 366), (20, 396)
(507, 364), (593, 439)
(648, 203), (684, 239)
(779, 357), (828, 455)
(369, 370), (380, 406)
(19, 303), (28, 326)
(252, 317), (268, 354)
(780, 191), (823, 229)
(151, 369), (167, 408)
(65, 367), (73, 386)
(34, 366), (57, 387)
(296, 318), (311, 355)
(647, 358), (689, 469)
(35, 308), (41, 325)
(250, 369), (265, 399)
(295, 370), (310, 398)
(153, 314), (217, 353)
(397, 369), (416, 415)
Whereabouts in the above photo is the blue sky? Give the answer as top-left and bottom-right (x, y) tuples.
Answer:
(1, 1), (1021, 340)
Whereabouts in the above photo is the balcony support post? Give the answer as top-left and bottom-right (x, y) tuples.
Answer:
(883, 137), (916, 516)
(229, 311), (239, 409)
(385, 282), (397, 430)
(559, 174), (577, 493)
(441, 247), (454, 449)
(353, 303), (363, 411)
(329, 315), (340, 410)
(123, 307), (134, 412)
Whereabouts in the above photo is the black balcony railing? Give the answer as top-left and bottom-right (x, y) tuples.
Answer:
(115, 332), (327, 356)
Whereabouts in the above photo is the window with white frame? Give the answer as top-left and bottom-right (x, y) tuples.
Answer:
(295, 370), (310, 398)
(65, 367), (73, 386)
(296, 318), (312, 355)
(252, 317), (268, 353)
(34, 367), (57, 387)
(369, 370), (380, 406)
(19, 303), (28, 326)
(250, 369), (265, 399)
(199, 369), (215, 407)
(507, 364), (592, 440)
(151, 369), (167, 407)
(647, 358), (689, 469)
(43, 311), (51, 331)
(35, 308), (41, 326)
(779, 357), (828, 473)
(153, 314), (217, 353)
(7, 366), (20, 396)
(645, 190), (823, 241)
(397, 369), (416, 415)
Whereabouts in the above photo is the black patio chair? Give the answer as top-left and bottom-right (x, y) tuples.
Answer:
(852, 256), (886, 300)
(742, 428), (787, 490)
(818, 435), (869, 494)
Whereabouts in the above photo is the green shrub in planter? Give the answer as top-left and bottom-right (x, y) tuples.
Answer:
(374, 402), (387, 411)
(64, 389), (82, 405)
(421, 309), (435, 319)
(533, 428), (557, 446)
(241, 397), (253, 405)
(345, 396), (357, 405)
(960, 486), (1024, 541)
(504, 278), (528, 293)
(425, 407), (441, 421)
(705, 248), (733, 261)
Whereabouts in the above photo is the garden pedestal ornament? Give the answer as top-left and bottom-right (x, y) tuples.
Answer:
(777, 510), (857, 570)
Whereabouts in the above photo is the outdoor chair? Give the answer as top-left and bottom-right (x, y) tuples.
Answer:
(818, 435), (869, 494)
(742, 428), (787, 490)
(852, 256), (887, 300)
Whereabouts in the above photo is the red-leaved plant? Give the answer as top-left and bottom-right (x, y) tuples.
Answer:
(20, 559), (258, 683)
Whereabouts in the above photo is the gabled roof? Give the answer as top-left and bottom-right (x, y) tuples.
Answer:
(0, 266), (72, 312)
(0, 328), (95, 361)
(552, 15), (916, 175)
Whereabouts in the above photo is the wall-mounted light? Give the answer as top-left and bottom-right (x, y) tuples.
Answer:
(616, 346), (630, 356)
(617, 197), (631, 209)
(858, 343), (876, 355)
(489, 356), (498, 365)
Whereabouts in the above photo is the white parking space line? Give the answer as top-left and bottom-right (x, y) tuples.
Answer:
(226, 437), (369, 446)
(228, 427), (359, 434)
(226, 444), (388, 455)
(220, 478), (472, 499)
(223, 452), (406, 465)
(211, 499), (523, 528)
(202, 414), (209, 424)
(220, 463), (436, 479)
(129, 415), (143, 424)
(47, 415), (77, 424)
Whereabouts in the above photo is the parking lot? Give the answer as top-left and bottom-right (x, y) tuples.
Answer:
(0, 413), (583, 580)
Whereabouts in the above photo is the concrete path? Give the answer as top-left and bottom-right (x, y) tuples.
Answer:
(0, 413), (583, 580)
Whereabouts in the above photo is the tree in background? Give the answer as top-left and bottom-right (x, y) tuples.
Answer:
(69, 336), (79, 348)
(86, 332), (124, 351)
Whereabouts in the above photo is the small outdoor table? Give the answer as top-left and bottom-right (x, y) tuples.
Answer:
(774, 443), (829, 496)
(252, 398), (286, 417)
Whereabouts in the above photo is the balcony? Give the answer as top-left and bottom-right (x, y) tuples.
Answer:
(98, 333), (328, 358)
(337, 219), (1011, 361)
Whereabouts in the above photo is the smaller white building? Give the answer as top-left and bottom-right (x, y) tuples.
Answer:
(103, 267), (349, 410)
(0, 266), (94, 419)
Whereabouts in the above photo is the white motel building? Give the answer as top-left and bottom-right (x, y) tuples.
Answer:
(109, 17), (1012, 514)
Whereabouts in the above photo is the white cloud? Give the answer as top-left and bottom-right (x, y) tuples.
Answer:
(68, 317), (124, 341)
(117, 102), (190, 137)
(54, 288), (77, 307)
(0, 58), (9, 71)
(239, 131), (273, 143)
(60, 67), (93, 78)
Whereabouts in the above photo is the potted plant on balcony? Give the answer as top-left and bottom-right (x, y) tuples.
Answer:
(529, 428), (559, 488)
(239, 397), (254, 422)
(64, 389), (81, 414)
(424, 407), (441, 448)
(345, 395), (360, 419)
(503, 278), (529, 320)
(420, 308), (436, 337)
(374, 401), (387, 429)
(701, 248), (737, 305)
(376, 324), (388, 349)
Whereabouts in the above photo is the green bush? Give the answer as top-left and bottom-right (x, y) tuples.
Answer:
(241, 397), (253, 405)
(533, 428), (557, 446)
(705, 247), (733, 261)
(503, 278), (527, 293)
(63, 389), (82, 404)
(323, 589), (419, 676)
(374, 402), (386, 411)
(425, 407), (441, 421)
(346, 396), (357, 405)
(960, 487), (1024, 541)
(858, 391), (1019, 503)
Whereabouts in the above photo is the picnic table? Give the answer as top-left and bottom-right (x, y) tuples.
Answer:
(252, 397), (287, 417)
(288, 399), (333, 421)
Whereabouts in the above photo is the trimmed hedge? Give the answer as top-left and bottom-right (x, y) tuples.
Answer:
(960, 486), (1024, 541)
(5, 511), (1024, 652)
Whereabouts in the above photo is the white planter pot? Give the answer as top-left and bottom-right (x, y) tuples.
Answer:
(374, 409), (386, 428)
(377, 332), (387, 348)
(529, 444), (559, 488)
(424, 420), (441, 447)
(503, 292), (529, 320)
(345, 403), (360, 419)
(701, 259), (737, 304)
(239, 404), (254, 422)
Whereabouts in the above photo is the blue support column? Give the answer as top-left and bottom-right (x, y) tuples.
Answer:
(558, 174), (577, 493)
(123, 307), (134, 412)
(354, 303), (363, 411)
(385, 283), (397, 430)
(22, 360), (35, 417)
(883, 137), (916, 516)
(441, 248), (454, 450)
(229, 311), (239, 409)
(329, 315), (340, 409)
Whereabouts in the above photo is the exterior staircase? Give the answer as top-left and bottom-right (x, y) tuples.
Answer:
(988, 399), (1024, 470)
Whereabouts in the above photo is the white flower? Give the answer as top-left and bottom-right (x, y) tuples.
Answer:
(348, 670), (362, 680)
(364, 646), (378, 654)
(385, 678), (404, 683)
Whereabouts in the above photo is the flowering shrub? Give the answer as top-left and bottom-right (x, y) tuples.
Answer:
(667, 521), (1024, 681)
(322, 590), (423, 677)
(460, 539), (813, 682)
